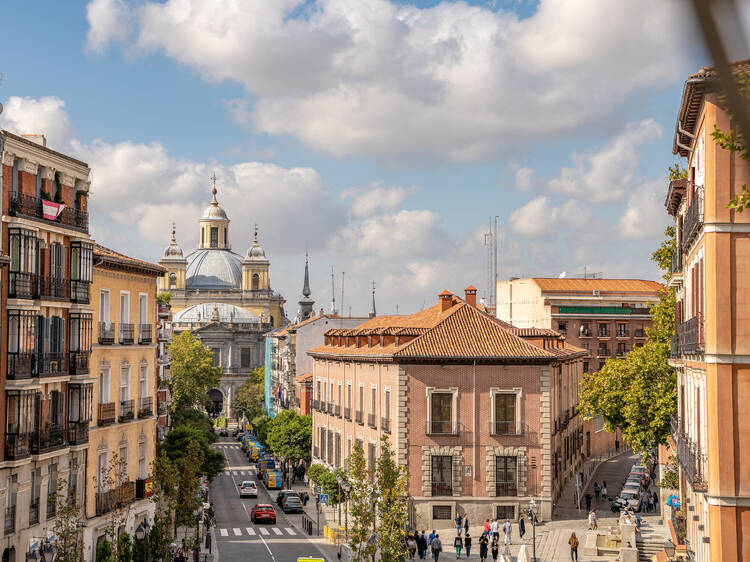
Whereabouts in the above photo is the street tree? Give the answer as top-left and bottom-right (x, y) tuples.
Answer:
(174, 440), (205, 548)
(374, 435), (410, 561)
(266, 409), (312, 482)
(149, 451), (181, 560)
(345, 441), (376, 561)
(233, 378), (265, 421)
(52, 478), (84, 562)
(159, 425), (225, 480)
(93, 452), (132, 562)
(168, 331), (222, 412)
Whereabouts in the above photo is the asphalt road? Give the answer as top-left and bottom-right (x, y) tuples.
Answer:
(209, 437), (329, 562)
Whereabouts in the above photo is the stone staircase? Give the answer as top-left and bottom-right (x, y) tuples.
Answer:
(636, 524), (668, 561)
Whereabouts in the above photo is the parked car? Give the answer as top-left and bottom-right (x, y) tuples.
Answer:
(629, 465), (648, 475)
(281, 495), (304, 514)
(239, 481), (258, 498)
(624, 476), (643, 489)
(276, 490), (301, 507)
(219, 429), (228, 437)
(251, 504), (276, 524)
(617, 489), (642, 512)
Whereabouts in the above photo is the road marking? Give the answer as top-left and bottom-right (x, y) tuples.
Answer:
(219, 528), (228, 537)
(246, 527), (256, 536)
(285, 528), (295, 535)
(272, 527), (283, 536)
(260, 528), (270, 536)
(226, 463), (277, 561)
(233, 528), (242, 536)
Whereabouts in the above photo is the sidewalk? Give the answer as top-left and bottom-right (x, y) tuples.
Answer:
(287, 477), (344, 562)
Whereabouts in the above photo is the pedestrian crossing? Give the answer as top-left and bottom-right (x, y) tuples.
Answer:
(215, 443), (241, 448)
(221, 469), (258, 477)
(216, 526), (298, 539)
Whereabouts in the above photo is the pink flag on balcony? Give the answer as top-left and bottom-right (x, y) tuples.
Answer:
(41, 199), (64, 220)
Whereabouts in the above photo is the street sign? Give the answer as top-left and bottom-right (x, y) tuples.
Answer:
(317, 486), (322, 495)
(319, 494), (329, 505)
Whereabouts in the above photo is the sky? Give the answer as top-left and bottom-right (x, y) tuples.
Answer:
(0, 0), (714, 318)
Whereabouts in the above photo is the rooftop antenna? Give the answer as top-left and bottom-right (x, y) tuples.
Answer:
(483, 216), (499, 311)
(340, 271), (345, 317)
(329, 265), (337, 314)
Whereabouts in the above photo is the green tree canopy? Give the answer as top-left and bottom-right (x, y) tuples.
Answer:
(266, 410), (312, 465)
(375, 436), (409, 561)
(168, 331), (222, 411)
(345, 441), (376, 561)
(233, 378), (265, 421)
(158, 425), (225, 480)
(171, 408), (218, 444)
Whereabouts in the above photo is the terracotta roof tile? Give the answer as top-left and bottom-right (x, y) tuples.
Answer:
(530, 278), (662, 294)
(94, 244), (165, 276)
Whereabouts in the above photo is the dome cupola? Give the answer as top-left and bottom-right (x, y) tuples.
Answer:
(163, 223), (184, 258)
(246, 225), (267, 260)
(198, 174), (231, 250)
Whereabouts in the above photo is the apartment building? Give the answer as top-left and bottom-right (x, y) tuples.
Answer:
(666, 61), (750, 562)
(0, 131), (93, 561)
(496, 277), (661, 456)
(82, 244), (164, 558)
(156, 300), (172, 439)
(308, 287), (586, 527)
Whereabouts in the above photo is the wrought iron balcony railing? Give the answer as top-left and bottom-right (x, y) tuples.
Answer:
(119, 400), (135, 422)
(38, 276), (70, 300)
(4, 506), (15, 534)
(426, 420), (458, 435)
(671, 415), (707, 492)
(344, 407), (352, 420)
(38, 352), (67, 377)
(71, 280), (90, 304)
(98, 322), (116, 345)
(5, 432), (31, 460)
(138, 324), (152, 344)
(138, 396), (153, 418)
(430, 483), (453, 497)
(670, 334), (680, 359)
(7, 191), (89, 232)
(30, 426), (67, 455)
(7, 353), (34, 379)
(670, 249), (682, 275)
(682, 185), (704, 250)
(8, 271), (37, 299)
(381, 417), (391, 433)
(355, 410), (363, 424)
(367, 414), (377, 429)
(68, 421), (89, 445)
(98, 402), (116, 426)
(119, 323), (135, 345)
(95, 481), (136, 516)
(679, 315), (704, 355)
(69, 351), (90, 375)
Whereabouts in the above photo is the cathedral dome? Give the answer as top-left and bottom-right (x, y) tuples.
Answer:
(246, 226), (267, 260)
(173, 302), (260, 324)
(185, 249), (243, 289)
(202, 187), (228, 220)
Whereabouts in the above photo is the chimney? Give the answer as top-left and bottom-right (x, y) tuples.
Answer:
(439, 290), (453, 312)
(21, 134), (46, 147)
(464, 285), (477, 307)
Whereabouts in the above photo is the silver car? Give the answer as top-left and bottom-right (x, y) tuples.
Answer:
(239, 480), (258, 498)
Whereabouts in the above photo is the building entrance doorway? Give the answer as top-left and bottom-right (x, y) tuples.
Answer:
(207, 388), (224, 416)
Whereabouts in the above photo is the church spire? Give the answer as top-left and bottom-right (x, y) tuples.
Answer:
(369, 281), (377, 318)
(302, 252), (311, 298)
(295, 253), (315, 323)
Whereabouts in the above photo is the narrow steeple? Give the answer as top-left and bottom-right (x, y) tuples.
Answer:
(295, 253), (315, 323)
(369, 281), (377, 318)
(302, 253), (311, 298)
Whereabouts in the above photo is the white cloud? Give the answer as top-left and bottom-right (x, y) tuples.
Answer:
(618, 180), (670, 239)
(0, 97), (74, 151)
(508, 196), (591, 239)
(547, 119), (663, 203)
(85, 0), (691, 162)
(515, 167), (533, 191)
(342, 184), (416, 217)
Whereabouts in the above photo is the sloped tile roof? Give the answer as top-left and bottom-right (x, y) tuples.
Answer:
(530, 278), (662, 294)
(94, 244), (165, 276)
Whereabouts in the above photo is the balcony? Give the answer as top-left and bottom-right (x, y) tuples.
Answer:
(7, 191), (89, 232)
(671, 415), (707, 492)
(616, 330), (629, 338)
(598, 329), (610, 338)
(7, 353), (34, 380)
(597, 348), (609, 357)
(495, 482), (518, 497)
(138, 324), (152, 344)
(68, 421), (89, 445)
(679, 315), (704, 355)
(334, 404), (341, 417)
(71, 280), (90, 304)
(426, 420), (458, 435)
(381, 417), (391, 433)
(38, 276), (70, 301)
(69, 351), (90, 375)
(313, 445), (319, 459)
(682, 185), (704, 250)
(119, 323), (135, 345)
(344, 407), (352, 420)
(670, 249), (682, 275)
(4, 432), (31, 460)
(29, 501), (39, 526)
(30, 426), (67, 455)
(95, 481), (136, 516)
(327, 402), (334, 415)
(4, 506), (15, 535)
(119, 400), (135, 422)
(38, 352), (68, 377)
(138, 396), (153, 418)
(312, 398), (319, 411)
(355, 410), (363, 424)
(579, 328), (592, 338)
(98, 402), (116, 426)
(8, 271), (37, 299)
(489, 421), (520, 436)
(98, 322), (116, 345)
(431, 483), (453, 496)
(367, 414), (377, 429)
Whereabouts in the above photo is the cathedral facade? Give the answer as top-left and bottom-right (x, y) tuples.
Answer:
(158, 185), (286, 415)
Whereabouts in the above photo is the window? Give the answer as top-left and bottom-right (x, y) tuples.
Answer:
(210, 227), (218, 248)
(347, 383), (352, 408)
(433, 506), (453, 520)
(47, 463), (58, 517)
(597, 343), (608, 357)
(337, 384), (342, 406)
(120, 363), (130, 402)
(598, 323), (608, 337)
(98, 450), (109, 492)
(240, 348), (252, 369)
(139, 363), (148, 400)
(252, 273), (260, 291)
(69, 313), (92, 354)
(52, 172), (60, 201)
(99, 290), (110, 324)
(579, 322), (590, 337)
(49, 390), (64, 427)
(598, 361), (606, 370)
(319, 428), (326, 461)
(335, 434), (342, 467)
(583, 361), (589, 373)
(120, 292), (130, 324)
(358, 385), (364, 413)
(495, 456), (517, 496)
(384, 389), (391, 420)
(119, 444), (129, 484)
(594, 415), (605, 432)
(11, 158), (19, 195)
(370, 386), (377, 415)
(496, 506), (515, 521)
(69, 458), (79, 503)
(368, 442), (376, 473)
(138, 441), (147, 479)
(211, 347), (220, 367)
(617, 342), (627, 356)
(429, 392), (453, 434)
(36, 166), (43, 198)
(30, 468), (40, 525)
(9, 228), (39, 274)
(557, 322), (567, 334)
(616, 323), (627, 337)
(50, 242), (64, 279)
(139, 294), (147, 326)
(431, 456), (453, 496)
(493, 393), (517, 435)
(99, 366), (111, 403)
(581, 342), (589, 351)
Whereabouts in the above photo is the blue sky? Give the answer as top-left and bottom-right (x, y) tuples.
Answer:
(0, 0), (707, 316)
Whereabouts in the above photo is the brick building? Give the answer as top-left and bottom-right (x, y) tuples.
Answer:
(308, 287), (586, 527)
(496, 277), (661, 457)
(666, 60), (750, 562)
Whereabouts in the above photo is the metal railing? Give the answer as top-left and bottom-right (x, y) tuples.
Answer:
(29, 502), (39, 526)
(634, 328), (647, 338)
(8, 271), (37, 299)
(355, 410), (363, 424)
(4, 432), (31, 460)
(98, 402), (116, 426)
(98, 322), (116, 344)
(119, 323), (135, 344)
(312, 399), (320, 411)
(489, 421), (520, 436)
(495, 483), (518, 497)
(7, 191), (89, 231)
(616, 329), (629, 338)
(95, 481), (136, 516)
(426, 421), (458, 435)
(381, 417), (391, 433)
(119, 400), (135, 422)
(367, 414), (377, 429)
(579, 329), (592, 337)
(344, 407), (352, 420)
(38, 352), (67, 377)
(334, 404), (341, 417)
(7, 353), (34, 379)
(38, 276), (70, 300)
(47, 493), (56, 518)
(670, 335), (680, 358)
(4, 506), (15, 534)
(30, 426), (67, 454)
(679, 315), (704, 355)
(671, 415), (708, 492)
(671, 249), (682, 275)
(138, 324), (152, 344)
(69, 351), (90, 375)
(431, 483), (453, 496)
(68, 421), (89, 445)
(71, 280), (90, 304)
(138, 396), (153, 417)
(682, 185), (704, 250)
(598, 328), (609, 337)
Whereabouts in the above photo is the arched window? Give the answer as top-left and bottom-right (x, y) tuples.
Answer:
(252, 273), (260, 291)
(169, 272), (176, 289)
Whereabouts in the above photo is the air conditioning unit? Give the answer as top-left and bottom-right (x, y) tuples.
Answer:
(592, 289), (600, 297)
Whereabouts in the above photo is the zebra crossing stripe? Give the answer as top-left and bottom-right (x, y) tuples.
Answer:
(272, 528), (283, 536)
(260, 528), (269, 536)
(219, 529), (228, 537)
(246, 528), (256, 536)
(233, 528), (242, 536)
(285, 528), (295, 535)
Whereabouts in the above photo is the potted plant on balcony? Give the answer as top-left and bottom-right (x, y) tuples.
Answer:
(124, 409), (135, 421)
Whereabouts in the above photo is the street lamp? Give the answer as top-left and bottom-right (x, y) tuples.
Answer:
(527, 499), (538, 562)
(337, 474), (351, 540)
(135, 521), (148, 561)
(664, 538), (676, 559)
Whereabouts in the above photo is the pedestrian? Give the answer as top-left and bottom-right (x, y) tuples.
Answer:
(653, 491), (659, 512)
(464, 533), (472, 558)
(593, 481), (601, 500)
(303, 473), (309, 487)
(490, 518), (500, 540)
(569, 532), (579, 561)
(464, 516), (469, 536)
(640, 490), (648, 512)
(479, 532), (489, 561)
(419, 531), (428, 559)
(455, 513), (464, 536)
(635, 512), (642, 530)
(408, 535), (417, 559)
(432, 534), (443, 562)
(503, 519), (512, 545)
(518, 514), (526, 539)
(588, 510), (598, 530)
(601, 483), (608, 500)
(491, 536), (500, 561)
(484, 519), (490, 534)
(429, 530), (437, 559)
(454, 535), (463, 558)
(585, 493), (592, 512)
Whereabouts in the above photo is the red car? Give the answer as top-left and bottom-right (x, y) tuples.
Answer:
(251, 503), (276, 524)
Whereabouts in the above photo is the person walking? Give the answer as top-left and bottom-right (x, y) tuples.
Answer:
(503, 519), (512, 545)
(601, 483), (608, 500)
(454, 535), (463, 559)
(588, 510), (598, 530)
(419, 531), (428, 559)
(464, 516), (469, 537)
(464, 533), (472, 558)
(593, 482), (601, 501)
(479, 532), (489, 561)
(408, 536), (417, 559)
(456, 513), (464, 537)
(432, 534), (443, 562)
(491, 536), (500, 561)
(569, 532), (579, 561)
(585, 492), (592, 512)
(490, 518), (499, 540)
(429, 530), (437, 559)
(518, 514), (526, 540)
(484, 519), (490, 535)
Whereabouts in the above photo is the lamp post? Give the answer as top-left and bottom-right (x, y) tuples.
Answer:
(664, 538), (676, 560)
(337, 475), (351, 540)
(527, 499), (538, 562)
(135, 521), (148, 562)
(370, 490), (378, 562)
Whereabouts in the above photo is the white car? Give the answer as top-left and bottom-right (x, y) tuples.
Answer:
(239, 480), (258, 498)
(618, 489), (643, 511)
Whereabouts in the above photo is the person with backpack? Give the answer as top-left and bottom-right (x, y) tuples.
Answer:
(593, 482), (601, 500)
(432, 534), (443, 561)
(454, 535), (463, 559)
(503, 519), (512, 545)
(569, 532), (579, 561)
